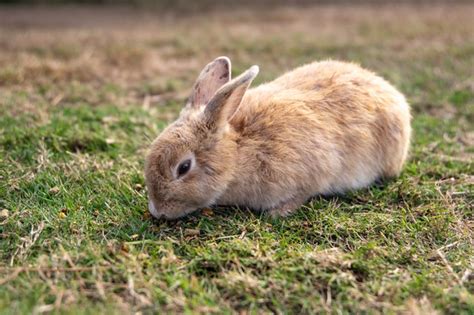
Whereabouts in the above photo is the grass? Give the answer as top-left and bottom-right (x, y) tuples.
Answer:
(0, 3), (473, 314)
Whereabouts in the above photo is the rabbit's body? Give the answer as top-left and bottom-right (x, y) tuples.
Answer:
(216, 61), (411, 214)
(145, 58), (411, 219)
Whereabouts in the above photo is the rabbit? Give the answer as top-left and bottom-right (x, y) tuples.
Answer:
(144, 56), (411, 219)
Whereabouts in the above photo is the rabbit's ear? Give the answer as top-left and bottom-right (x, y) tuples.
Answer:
(204, 65), (259, 129)
(187, 56), (231, 110)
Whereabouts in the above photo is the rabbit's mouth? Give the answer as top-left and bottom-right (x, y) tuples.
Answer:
(148, 199), (198, 220)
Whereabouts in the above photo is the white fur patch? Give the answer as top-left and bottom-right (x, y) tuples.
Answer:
(148, 199), (160, 218)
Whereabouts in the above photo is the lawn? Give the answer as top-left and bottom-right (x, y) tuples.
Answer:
(0, 3), (473, 314)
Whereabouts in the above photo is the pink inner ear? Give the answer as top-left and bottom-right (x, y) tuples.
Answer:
(191, 57), (231, 107)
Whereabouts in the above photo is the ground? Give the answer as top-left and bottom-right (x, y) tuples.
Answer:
(0, 3), (473, 314)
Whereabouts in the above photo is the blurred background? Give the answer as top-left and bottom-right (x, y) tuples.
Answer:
(1, 0), (472, 117)
(1, 0), (473, 132)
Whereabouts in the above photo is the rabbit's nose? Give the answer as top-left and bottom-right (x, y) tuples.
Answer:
(148, 200), (162, 219)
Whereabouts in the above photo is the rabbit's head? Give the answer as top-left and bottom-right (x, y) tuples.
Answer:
(145, 57), (259, 219)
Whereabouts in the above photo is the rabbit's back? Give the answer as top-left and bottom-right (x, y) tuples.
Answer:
(226, 60), (411, 206)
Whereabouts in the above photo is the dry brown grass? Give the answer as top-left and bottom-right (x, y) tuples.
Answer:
(1, 4), (473, 110)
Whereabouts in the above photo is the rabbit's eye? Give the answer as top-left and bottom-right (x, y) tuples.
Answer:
(177, 159), (192, 177)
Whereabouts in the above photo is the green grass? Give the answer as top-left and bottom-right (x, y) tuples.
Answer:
(0, 4), (473, 314)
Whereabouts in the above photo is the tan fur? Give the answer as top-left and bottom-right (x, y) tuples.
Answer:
(145, 57), (411, 219)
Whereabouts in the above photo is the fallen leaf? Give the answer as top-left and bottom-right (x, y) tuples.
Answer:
(0, 209), (9, 221)
(184, 228), (200, 236)
(138, 252), (149, 260)
(49, 187), (60, 194)
(121, 243), (130, 253)
(102, 116), (119, 124)
(202, 208), (214, 217)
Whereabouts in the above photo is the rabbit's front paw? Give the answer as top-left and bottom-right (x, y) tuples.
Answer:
(267, 196), (306, 218)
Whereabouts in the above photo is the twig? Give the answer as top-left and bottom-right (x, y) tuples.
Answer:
(436, 249), (462, 286)
(460, 260), (473, 285)
(0, 266), (112, 273)
(127, 275), (152, 306)
(437, 241), (459, 252)
(435, 186), (473, 245)
(33, 304), (55, 314)
(0, 268), (22, 285)
(10, 222), (45, 266)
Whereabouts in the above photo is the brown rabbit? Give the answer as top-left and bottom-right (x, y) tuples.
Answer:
(145, 57), (411, 219)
